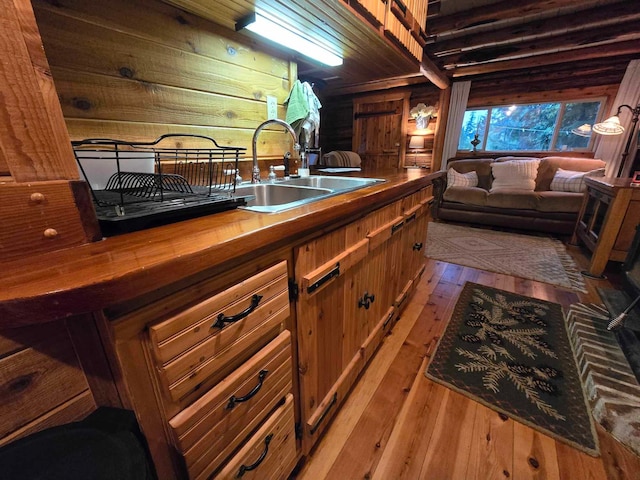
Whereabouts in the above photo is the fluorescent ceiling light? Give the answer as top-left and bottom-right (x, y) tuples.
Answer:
(236, 13), (343, 67)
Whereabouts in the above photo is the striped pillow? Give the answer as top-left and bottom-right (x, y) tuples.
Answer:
(447, 168), (478, 188)
(550, 168), (605, 193)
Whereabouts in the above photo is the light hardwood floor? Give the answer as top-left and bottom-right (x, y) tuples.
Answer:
(292, 242), (640, 480)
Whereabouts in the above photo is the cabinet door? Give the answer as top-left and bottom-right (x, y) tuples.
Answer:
(295, 200), (411, 452)
(295, 220), (370, 451)
(399, 187), (432, 296)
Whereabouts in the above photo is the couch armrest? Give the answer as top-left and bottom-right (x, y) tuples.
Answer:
(432, 174), (447, 218)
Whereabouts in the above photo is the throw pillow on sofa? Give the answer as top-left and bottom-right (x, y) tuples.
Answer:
(447, 168), (478, 188)
(490, 159), (540, 192)
(550, 167), (605, 193)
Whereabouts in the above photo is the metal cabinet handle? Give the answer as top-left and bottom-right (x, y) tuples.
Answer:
(391, 220), (405, 234)
(310, 392), (338, 434)
(308, 263), (340, 294)
(237, 433), (273, 478)
(358, 291), (375, 309)
(383, 311), (395, 328)
(226, 370), (269, 410)
(405, 212), (417, 224)
(212, 294), (263, 329)
(413, 242), (423, 251)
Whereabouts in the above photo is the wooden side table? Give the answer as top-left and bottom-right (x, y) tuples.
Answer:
(572, 177), (640, 278)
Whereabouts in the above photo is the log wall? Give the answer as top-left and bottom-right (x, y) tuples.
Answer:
(32, 0), (298, 176)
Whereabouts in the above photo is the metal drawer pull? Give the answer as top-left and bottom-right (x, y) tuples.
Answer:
(237, 433), (273, 478)
(413, 242), (423, 251)
(212, 294), (263, 329)
(226, 369), (269, 410)
(405, 212), (417, 223)
(391, 220), (404, 234)
(307, 263), (340, 294)
(310, 392), (338, 434)
(383, 311), (395, 328)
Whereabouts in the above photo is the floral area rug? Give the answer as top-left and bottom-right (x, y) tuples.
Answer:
(425, 282), (599, 456)
(425, 222), (587, 293)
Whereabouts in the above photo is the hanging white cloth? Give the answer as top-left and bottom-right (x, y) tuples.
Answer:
(594, 60), (640, 177)
(285, 81), (322, 148)
(441, 81), (471, 170)
(301, 82), (322, 147)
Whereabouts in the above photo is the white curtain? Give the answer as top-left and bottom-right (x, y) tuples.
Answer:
(441, 81), (471, 169)
(594, 59), (640, 177)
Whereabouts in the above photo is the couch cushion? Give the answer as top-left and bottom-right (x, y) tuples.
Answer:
(550, 167), (605, 192)
(490, 159), (540, 192)
(447, 168), (478, 188)
(486, 190), (539, 210)
(446, 159), (494, 190)
(536, 191), (585, 213)
(535, 157), (606, 190)
(443, 186), (488, 206)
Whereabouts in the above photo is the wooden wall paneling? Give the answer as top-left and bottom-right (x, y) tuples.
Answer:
(35, 12), (291, 105)
(32, 0), (296, 162)
(65, 313), (123, 409)
(0, 180), (99, 263)
(467, 84), (618, 109)
(32, 0), (290, 80)
(0, 0), (78, 182)
(52, 70), (279, 130)
(0, 321), (97, 446)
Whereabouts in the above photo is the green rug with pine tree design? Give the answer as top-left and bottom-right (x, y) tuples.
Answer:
(425, 282), (599, 456)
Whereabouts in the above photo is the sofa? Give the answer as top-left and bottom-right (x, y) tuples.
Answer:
(432, 156), (607, 234)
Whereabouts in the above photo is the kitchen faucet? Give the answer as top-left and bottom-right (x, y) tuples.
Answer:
(251, 119), (299, 183)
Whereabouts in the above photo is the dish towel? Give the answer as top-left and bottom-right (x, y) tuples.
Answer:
(285, 80), (309, 126)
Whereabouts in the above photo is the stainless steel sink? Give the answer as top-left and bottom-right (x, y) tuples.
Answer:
(234, 176), (384, 213)
(280, 176), (382, 191)
(234, 183), (332, 213)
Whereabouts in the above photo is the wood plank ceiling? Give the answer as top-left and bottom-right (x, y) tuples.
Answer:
(162, 0), (640, 94)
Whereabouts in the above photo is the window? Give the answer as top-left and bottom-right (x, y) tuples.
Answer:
(458, 100), (603, 153)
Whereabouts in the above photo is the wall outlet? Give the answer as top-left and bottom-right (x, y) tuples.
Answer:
(267, 95), (278, 119)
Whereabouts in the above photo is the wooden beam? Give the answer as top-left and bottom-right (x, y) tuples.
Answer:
(1, 0), (78, 182)
(420, 55), (450, 90)
(439, 20), (640, 69)
(427, 2), (640, 57)
(427, 0), (610, 36)
(451, 40), (640, 77)
(324, 74), (430, 97)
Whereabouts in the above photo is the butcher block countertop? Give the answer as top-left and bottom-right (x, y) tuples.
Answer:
(1, 169), (440, 327)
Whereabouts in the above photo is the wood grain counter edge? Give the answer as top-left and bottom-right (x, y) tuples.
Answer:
(0, 171), (442, 327)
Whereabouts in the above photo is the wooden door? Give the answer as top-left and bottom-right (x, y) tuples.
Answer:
(353, 92), (410, 170)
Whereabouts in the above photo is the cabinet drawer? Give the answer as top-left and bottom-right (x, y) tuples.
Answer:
(170, 331), (293, 480)
(149, 261), (290, 403)
(215, 393), (297, 480)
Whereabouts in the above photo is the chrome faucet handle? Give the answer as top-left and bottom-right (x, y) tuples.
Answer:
(251, 165), (261, 183)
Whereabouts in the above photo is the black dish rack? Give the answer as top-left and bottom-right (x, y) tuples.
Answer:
(73, 134), (247, 235)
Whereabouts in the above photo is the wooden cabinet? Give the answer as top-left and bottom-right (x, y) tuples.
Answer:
(294, 186), (432, 452)
(573, 177), (640, 277)
(107, 256), (297, 480)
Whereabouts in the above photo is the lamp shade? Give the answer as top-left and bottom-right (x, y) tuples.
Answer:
(592, 115), (625, 135)
(408, 136), (424, 149)
(570, 124), (592, 137)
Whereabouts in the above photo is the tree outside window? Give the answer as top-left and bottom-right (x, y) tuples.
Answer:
(458, 100), (602, 153)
